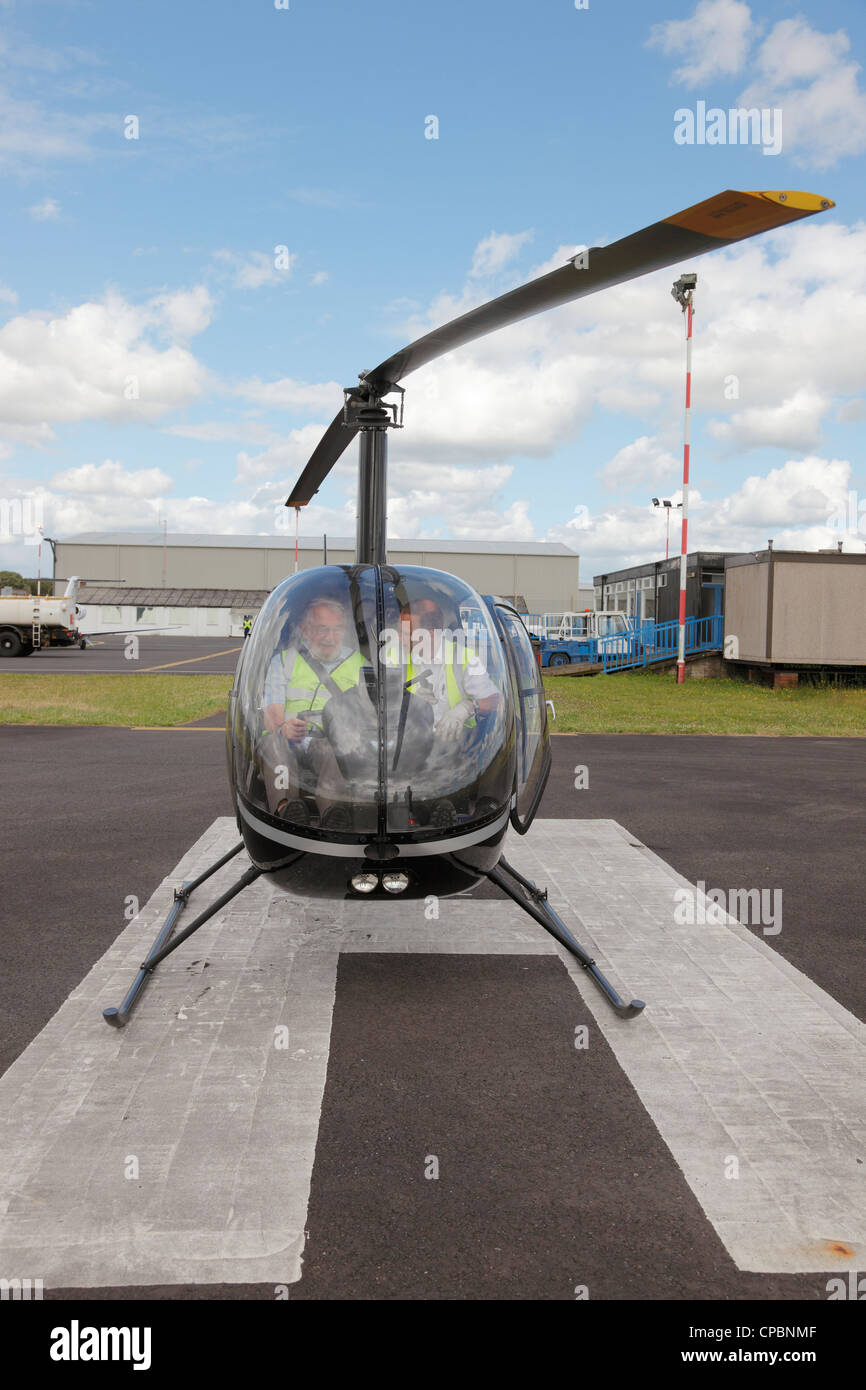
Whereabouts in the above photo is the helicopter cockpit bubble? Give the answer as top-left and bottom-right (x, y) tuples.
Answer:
(228, 563), (514, 859)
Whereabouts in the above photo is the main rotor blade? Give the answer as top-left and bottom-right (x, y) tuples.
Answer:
(287, 410), (359, 510)
(287, 189), (833, 505)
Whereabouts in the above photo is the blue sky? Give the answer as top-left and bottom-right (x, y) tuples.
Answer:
(1, 0), (865, 582)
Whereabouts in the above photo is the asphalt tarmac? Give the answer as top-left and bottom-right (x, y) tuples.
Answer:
(0, 725), (863, 1305)
(0, 634), (244, 674)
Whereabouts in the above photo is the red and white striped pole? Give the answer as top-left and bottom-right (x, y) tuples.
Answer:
(672, 273), (696, 685)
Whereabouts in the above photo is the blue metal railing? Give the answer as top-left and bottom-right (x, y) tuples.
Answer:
(598, 614), (723, 673)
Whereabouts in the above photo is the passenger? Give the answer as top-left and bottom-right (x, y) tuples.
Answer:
(259, 597), (367, 828)
(397, 597), (500, 740)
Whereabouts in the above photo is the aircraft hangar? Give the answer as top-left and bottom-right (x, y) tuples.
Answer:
(54, 532), (590, 636)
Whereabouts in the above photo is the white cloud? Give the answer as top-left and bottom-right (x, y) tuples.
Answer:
(545, 457), (864, 574)
(738, 17), (866, 168)
(211, 249), (297, 290)
(256, 215), (866, 560)
(28, 197), (60, 221)
(165, 419), (281, 446)
(0, 87), (114, 168)
(375, 219), (866, 468)
(469, 230), (533, 278)
(0, 289), (209, 433)
(243, 457), (535, 544)
(707, 388), (828, 452)
(234, 424), (330, 486)
(598, 436), (681, 492)
(837, 398), (866, 424)
(0, 420), (54, 448)
(0, 284), (17, 306)
(311, 271), (329, 286)
(150, 286), (214, 341)
(715, 456), (850, 528)
(49, 459), (174, 498)
(648, 2), (866, 168)
(233, 377), (343, 412)
(348, 460), (534, 541)
(46, 493), (275, 543)
(647, 0), (755, 88)
(0, 37), (102, 75)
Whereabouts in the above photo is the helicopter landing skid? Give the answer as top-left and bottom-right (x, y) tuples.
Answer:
(102, 843), (276, 1029)
(483, 857), (646, 1020)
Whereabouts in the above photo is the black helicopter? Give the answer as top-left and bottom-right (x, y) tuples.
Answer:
(103, 187), (833, 1029)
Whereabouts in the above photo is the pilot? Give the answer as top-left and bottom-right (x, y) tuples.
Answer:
(398, 597), (500, 739)
(259, 597), (367, 828)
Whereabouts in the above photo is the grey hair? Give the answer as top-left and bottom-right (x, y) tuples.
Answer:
(301, 597), (346, 625)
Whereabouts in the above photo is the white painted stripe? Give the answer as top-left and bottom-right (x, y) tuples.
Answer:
(0, 819), (544, 1289)
(503, 820), (865, 1275)
(0, 817), (861, 1286)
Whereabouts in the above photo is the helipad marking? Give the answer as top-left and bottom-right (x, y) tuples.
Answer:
(0, 817), (862, 1285)
(138, 646), (241, 672)
(505, 820), (865, 1275)
(0, 822), (551, 1289)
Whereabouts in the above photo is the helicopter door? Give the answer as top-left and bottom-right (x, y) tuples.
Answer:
(495, 604), (551, 833)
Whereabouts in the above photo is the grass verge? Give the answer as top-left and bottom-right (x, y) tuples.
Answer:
(0, 674), (234, 727)
(1, 668), (864, 735)
(543, 669), (866, 736)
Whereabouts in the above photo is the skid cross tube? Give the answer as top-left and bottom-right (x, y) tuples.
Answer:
(103, 842), (261, 1029)
(485, 858), (645, 1020)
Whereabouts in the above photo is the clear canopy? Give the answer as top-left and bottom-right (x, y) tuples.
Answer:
(230, 564), (514, 843)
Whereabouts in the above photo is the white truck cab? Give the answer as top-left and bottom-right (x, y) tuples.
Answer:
(528, 610), (630, 640)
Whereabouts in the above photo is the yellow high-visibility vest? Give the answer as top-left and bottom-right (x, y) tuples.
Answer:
(389, 641), (476, 728)
(281, 649), (366, 725)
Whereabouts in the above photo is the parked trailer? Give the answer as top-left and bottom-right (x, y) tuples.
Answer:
(0, 577), (84, 657)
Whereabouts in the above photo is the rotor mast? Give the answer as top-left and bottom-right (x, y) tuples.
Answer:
(344, 375), (403, 566)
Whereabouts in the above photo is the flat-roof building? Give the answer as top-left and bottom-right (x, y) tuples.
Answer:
(56, 533), (588, 637)
(593, 553), (734, 624)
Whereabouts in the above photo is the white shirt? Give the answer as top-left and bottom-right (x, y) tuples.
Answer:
(408, 649), (498, 722)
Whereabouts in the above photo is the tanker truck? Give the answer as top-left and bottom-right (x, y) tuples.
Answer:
(0, 577), (85, 657)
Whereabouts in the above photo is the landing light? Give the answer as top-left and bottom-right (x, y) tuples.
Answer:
(351, 873), (379, 894)
(382, 871), (409, 894)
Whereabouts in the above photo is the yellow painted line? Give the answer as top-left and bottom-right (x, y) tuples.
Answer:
(130, 726), (226, 731)
(138, 647), (241, 673)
